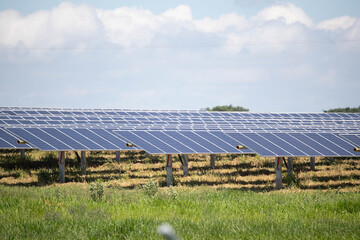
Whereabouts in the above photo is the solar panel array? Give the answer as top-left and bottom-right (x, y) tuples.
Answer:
(1, 107), (360, 157)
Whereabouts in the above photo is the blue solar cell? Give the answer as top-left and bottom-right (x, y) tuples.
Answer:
(133, 131), (181, 153)
(241, 133), (293, 156)
(148, 131), (196, 153)
(57, 128), (106, 150)
(227, 132), (275, 156)
(7, 128), (57, 150)
(309, 133), (356, 156)
(115, 131), (165, 154)
(72, 129), (120, 150)
(163, 131), (212, 153)
(195, 131), (242, 154)
(0, 128), (33, 149)
(340, 134), (360, 146)
(91, 129), (130, 149)
(40, 128), (89, 150)
(210, 132), (253, 154)
(179, 131), (226, 153)
(255, 133), (309, 156)
(272, 133), (322, 156)
(3, 120), (20, 124)
(288, 133), (337, 156)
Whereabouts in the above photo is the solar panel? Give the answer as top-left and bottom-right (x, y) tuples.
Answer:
(114, 130), (252, 154)
(0, 107), (359, 156)
(340, 134), (360, 148)
(0, 127), (34, 149)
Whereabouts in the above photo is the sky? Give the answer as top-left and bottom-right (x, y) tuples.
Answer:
(0, 0), (359, 112)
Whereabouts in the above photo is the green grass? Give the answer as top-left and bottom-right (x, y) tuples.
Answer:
(1, 150), (360, 239)
(1, 184), (360, 239)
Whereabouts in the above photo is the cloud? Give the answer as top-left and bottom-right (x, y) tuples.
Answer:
(252, 3), (314, 28)
(318, 16), (356, 31)
(0, 2), (100, 48)
(0, 2), (359, 112)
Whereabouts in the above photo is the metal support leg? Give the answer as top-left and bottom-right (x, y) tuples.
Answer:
(20, 149), (25, 159)
(59, 151), (65, 183)
(116, 151), (121, 163)
(329, 157), (334, 162)
(287, 157), (293, 176)
(81, 151), (86, 175)
(275, 157), (282, 190)
(310, 157), (315, 171)
(182, 154), (188, 176)
(166, 154), (173, 187)
(210, 154), (215, 169)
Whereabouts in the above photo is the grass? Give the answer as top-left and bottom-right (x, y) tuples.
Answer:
(1, 185), (359, 239)
(1, 150), (360, 239)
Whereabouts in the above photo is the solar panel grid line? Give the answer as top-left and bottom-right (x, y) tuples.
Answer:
(315, 133), (356, 156)
(261, 133), (310, 156)
(291, 133), (339, 156)
(41, 128), (90, 150)
(195, 131), (242, 153)
(227, 132), (277, 156)
(0, 127), (34, 149)
(93, 128), (139, 150)
(304, 133), (345, 156)
(8, 128), (58, 151)
(160, 131), (200, 153)
(115, 130), (166, 154)
(183, 131), (231, 153)
(0, 136), (16, 149)
(137, 131), (183, 153)
(57, 128), (106, 150)
(36, 127), (76, 151)
(248, 133), (294, 156)
(164, 131), (213, 153)
(147, 131), (197, 154)
(73, 128), (120, 150)
(273, 133), (324, 156)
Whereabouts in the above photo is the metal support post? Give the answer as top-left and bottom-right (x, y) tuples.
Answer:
(59, 151), (65, 183)
(182, 154), (188, 176)
(81, 151), (86, 175)
(287, 157), (293, 176)
(310, 157), (315, 171)
(275, 157), (282, 190)
(210, 154), (215, 169)
(20, 149), (25, 159)
(329, 157), (334, 162)
(116, 151), (121, 163)
(166, 154), (173, 187)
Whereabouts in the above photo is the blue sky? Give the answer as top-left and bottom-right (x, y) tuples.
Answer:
(0, 0), (359, 112)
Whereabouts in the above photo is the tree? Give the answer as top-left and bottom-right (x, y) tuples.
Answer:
(324, 106), (360, 113)
(205, 105), (249, 112)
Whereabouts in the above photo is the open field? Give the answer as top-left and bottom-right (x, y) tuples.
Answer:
(1, 150), (360, 239)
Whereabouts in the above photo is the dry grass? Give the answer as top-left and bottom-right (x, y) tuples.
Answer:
(0, 150), (359, 192)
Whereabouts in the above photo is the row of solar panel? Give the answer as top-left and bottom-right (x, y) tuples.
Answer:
(2, 123), (360, 134)
(0, 120), (360, 129)
(1, 107), (359, 119)
(1, 116), (359, 127)
(2, 125), (359, 157)
(3, 127), (253, 154)
(114, 130), (360, 157)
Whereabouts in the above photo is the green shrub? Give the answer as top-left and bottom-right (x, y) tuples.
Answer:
(142, 179), (159, 197)
(90, 180), (104, 201)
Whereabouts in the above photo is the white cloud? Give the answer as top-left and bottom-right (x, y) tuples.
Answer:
(194, 13), (246, 33)
(162, 5), (193, 21)
(253, 3), (313, 28)
(318, 16), (356, 31)
(0, 2), (100, 48)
